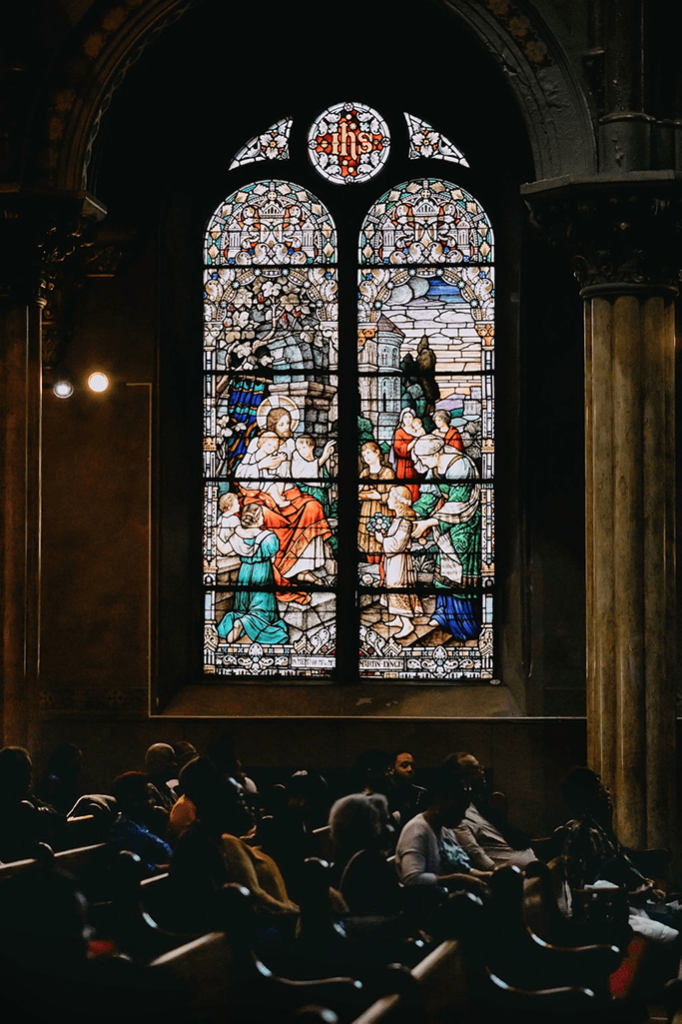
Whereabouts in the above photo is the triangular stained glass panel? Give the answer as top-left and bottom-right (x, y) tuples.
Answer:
(404, 113), (469, 167)
(229, 117), (293, 170)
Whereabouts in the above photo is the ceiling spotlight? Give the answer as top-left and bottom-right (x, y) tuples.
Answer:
(53, 379), (74, 399)
(88, 372), (110, 393)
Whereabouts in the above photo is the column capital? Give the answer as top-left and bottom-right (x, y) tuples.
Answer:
(0, 188), (106, 306)
(522, 174), (682, 298)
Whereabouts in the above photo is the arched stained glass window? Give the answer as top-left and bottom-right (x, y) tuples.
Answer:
(203, 180), (339, 678)
(203, 115), (494, 684)
(357, 179), (494, 680)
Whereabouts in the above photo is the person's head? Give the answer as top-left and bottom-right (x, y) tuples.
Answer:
(295, 434), (315, 458)
(329, 792), (390, 855)
(426, 770), (469, 829)
(241, 503), (264, 529)
(113, 771), (155, 821)
(145, 742), (177, 781)
(441, 751), (487, 799)
(411, 433), (445, 472)
(398, 408), (414, 430)
(392, 751), (416, 782)
(433, 409), (451, 430)
(361, 441), (382, 467)
(412, 417), (423, 433)
(356, 749), (392, 795)
(560, 766), (612, 821)
(180, 756), (254, 836)
(0, 747), (32, 802)
(286, 768), (329, 823)
(387, 485), (414, 518)
(267, 407), (292, 438)
(256, 430), (280, 454)
(173, 740), (198, 771)
(219, 492), (240, 516)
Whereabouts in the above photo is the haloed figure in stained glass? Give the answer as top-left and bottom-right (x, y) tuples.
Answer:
(235, 405), (333, 592)
(217, 503), (288, 645)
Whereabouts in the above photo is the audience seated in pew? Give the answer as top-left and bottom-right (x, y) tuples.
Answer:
(170, 756), (299, 933)
(108, 772), (172, 875)
(0, 746), (64, 862)
(1, 734), (681, 1022)
(328, 793), (401, 916)
(257, 769), (330, 901)
(385, 751), (428, 835)
(36, 743), (85, 816)
(144, 743), (180, 812)
(443, 751), (537, 871)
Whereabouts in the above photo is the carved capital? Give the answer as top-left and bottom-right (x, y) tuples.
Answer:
(523, 176), (682, 298)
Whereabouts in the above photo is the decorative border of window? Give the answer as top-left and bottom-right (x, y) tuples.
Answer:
(308, 102), (390, 184)
(229, 117), (293, 170)
(359, 179), (493, 265)
(204, 180), (337, 266)
(404, 113), (469, 167)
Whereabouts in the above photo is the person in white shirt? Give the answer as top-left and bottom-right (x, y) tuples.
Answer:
(395, 771), (490, 895)
(444, 752), (537, 871)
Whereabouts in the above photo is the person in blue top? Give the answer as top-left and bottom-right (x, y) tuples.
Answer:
(217, 502), (289, 645)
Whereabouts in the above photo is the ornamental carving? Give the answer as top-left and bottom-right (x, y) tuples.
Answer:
(524, 182), (682, 296)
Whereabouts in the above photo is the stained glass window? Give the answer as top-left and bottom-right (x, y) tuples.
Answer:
(308, 102), (390, 184)
(229, 117), (293, 170)
(204, 181), (338, 678)
(404, 113), (469, 167)
(203, 120), (494, 684)
(357, 179), (494, 680)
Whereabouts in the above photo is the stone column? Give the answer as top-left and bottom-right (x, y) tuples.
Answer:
(525, 179), (680, 850)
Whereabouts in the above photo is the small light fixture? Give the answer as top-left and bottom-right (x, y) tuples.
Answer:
(53, 379), (74, 399)
(88, 372), (110, 393)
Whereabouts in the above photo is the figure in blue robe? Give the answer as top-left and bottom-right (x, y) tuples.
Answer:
(218, 505), (289, 645)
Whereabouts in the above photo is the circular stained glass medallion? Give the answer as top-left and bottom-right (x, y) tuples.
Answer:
(308, 102), (390, 184)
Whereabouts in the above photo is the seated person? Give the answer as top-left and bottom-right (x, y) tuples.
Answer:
(328, 792), (401, 915)
(108, 772), (172, 874)
(559, 766), (659, 894)
(386, 750), (427, 832)
(444, 751), (537, 871)
(0, 746), (63, 861)
(171, 757), (298, 932)
(395, 770), (490, 895)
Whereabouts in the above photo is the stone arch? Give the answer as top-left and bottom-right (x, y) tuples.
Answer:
(33, 0), (596, 195)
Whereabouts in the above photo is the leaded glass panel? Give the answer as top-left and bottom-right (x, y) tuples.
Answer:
(229, 117), (293, 170)
(356, 211), (494, 680)
(204, 184), (338, 679)
(308, 102), (390, 184)
(404, 113), (469, 166)
(360, 179), (493, 265)
(205, 180), (337, 266)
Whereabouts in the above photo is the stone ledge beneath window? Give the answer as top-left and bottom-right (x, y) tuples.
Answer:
(156, 683), (522, 718)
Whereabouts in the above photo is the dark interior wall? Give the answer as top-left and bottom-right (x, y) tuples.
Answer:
(37, 0), (592, 811)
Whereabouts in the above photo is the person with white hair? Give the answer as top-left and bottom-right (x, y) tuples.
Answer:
(328, 792), (400, 915)
(411, 433), (481, 641)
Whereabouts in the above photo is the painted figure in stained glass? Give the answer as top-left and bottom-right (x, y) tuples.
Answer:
(358, 442), (393, 564)
(389, 408), (425, 502)
(216, 492), (242, 582)
(377, 486), (424, 639)
(411, 435), (481, 641)
(356, 232), (493, 676)
(235, 403), (333, 595)
(433, 408), (463, 452)
(217, 504), (289, 645)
